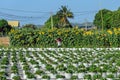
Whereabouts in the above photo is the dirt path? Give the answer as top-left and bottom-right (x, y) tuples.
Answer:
(0, 37), (9, 46)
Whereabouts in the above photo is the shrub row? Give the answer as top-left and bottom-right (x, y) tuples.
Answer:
(9, 28), (120, 47)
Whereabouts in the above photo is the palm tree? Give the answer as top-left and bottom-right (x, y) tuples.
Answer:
(57, 6), (74, 28)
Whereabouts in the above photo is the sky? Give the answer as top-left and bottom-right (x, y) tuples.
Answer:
(0, 0), (120, 26)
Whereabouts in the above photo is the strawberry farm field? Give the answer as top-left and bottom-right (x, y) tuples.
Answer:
(0, 48), (120, 80)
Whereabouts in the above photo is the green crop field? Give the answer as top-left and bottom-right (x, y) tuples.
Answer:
(0, 48), (120, 80)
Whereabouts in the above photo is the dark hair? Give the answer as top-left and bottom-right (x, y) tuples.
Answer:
(57, 38), (62, 42)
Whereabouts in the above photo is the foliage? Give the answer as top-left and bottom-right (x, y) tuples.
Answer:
(84, 74), (92, 79)
(11, 65), (18, 73)
(9, 28), (120, 47)
(12, 76), (21, 80)
(0, 19), (8, 27)
(56, 6), (73, 28)
(56, 75), (65, 78)
(94, 8), (120, 29)
(93, 9), (112, 29)
(44, 6), (73, 29)
(0, 76), (7, 80)
(0, 19), (12, 36)
(71, 75), (78, 79)
(22, 24), (37, 30)
(35, 70), (44, 75)
(42, 75), (50, 79)
(26, 72), (35, 79)
(44, 15), (60, 29)
(118, 7), (120, 11)
(111, 10), (120, 28)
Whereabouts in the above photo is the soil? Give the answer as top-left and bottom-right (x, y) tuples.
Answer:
(0, 37), (9, 46)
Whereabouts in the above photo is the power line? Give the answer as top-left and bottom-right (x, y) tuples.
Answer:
(0, 7), (98, 21)
(73, 10), (98, 13)
(0, 11), (49, 19)
(0, 8), (98, 25)
(0, 10), (97, 22)
(0, 7), (98, 14)
(0, 8), (51, 13)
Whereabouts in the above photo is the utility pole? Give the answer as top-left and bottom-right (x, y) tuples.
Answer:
(50, 12), (53, 29)
(101, 10), (104, 32)
(99, 0), (104, 32)
(85, 19), (88, 30)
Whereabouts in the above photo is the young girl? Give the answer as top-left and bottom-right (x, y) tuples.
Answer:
(55, 38), (62, 47)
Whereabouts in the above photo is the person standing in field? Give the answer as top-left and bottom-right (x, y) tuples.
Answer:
(55, 38), (62, 48)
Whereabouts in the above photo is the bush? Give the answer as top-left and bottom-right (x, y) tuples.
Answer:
(9, 28), (120, 47)
(0, 19), (12, 36)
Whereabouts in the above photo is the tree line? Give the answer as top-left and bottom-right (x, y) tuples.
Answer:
(94, 7), (120, 29)
(0, 6), (120, 36)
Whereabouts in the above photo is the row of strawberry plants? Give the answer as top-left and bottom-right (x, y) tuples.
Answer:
(0, 48), (120, 79)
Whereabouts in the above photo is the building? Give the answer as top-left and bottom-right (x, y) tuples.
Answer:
(72, 22), (96, 30)
(8, 21), (20, 27)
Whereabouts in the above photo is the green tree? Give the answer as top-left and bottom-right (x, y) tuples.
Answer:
(93, 9), (112, 29)
(0, 19), (12, 36)
(111, 10), (120, 28)
(44, 14), (60, 29)
(57, 6), (74, 28)
(103, 11), (113, 29)
(44, 6), (74, 29)
(118, 7), (120, 11)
